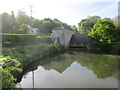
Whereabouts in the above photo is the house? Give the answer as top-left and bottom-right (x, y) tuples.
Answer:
(27, 25), (40, 34)
(51, 24), (75, 47)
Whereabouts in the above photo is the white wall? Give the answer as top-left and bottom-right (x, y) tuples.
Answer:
(51, 29), (74, 47)
(64, 30), (74, 47)
(51, 30), (64, 45)
(28, 28), (39, 34)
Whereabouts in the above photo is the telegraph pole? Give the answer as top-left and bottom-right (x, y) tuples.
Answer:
(29, 5), (33, 28)
(29, 5), (34, 89)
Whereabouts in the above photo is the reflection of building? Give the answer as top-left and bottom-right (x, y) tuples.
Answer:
(42, 54), (74, 73)
(51, 24), (74, 47)
(43, 60), (74, 73)
(27, 25), (40, 34)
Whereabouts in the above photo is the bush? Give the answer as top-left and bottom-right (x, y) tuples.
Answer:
(43, 43), (64, 56)
(0, 56), (21, 88)
(2, 43), (64, 66)
(2, 34), (37, 43)
(2, 33), (53, 46)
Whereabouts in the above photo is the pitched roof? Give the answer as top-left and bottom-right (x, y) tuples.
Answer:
(70, 34), (90, 45)
(54, 24), (65, 30)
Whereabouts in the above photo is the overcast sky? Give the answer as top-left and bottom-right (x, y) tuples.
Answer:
(0, 0), (119, 26)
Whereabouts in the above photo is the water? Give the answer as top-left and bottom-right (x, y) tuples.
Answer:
(17, 51), (119, 88)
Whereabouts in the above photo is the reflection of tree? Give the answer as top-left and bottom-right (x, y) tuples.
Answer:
(16, 52), (120, 83)
(77, 54), (119, 79)
(69, 52), (91, 61)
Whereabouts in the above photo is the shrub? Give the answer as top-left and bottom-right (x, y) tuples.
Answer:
(0, 56), (21, 88)
(2, 33), (53, 46)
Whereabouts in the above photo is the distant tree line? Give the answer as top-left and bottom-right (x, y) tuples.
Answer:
(78, 16), (101, 34)
(1, 10), (71, 35)
(1, 10), (120, 45)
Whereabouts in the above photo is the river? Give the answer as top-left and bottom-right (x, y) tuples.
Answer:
(16, 50), (119, 88)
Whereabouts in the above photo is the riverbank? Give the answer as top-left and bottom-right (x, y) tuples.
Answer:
(69, 46), (120, 55)
(1, 43), (64, 88)
(16, 51), (119, 88)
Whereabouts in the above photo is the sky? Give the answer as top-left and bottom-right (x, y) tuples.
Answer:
(0, 0), (119, 26)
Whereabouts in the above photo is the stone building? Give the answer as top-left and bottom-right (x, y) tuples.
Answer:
(51, 24), (74, 47)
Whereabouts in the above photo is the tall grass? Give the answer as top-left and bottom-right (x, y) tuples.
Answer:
(1, 43), (64, 88)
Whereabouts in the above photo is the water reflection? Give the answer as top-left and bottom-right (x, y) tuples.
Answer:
(17, 52), (119, 88)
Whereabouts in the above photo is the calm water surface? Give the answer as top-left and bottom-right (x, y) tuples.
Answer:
(17, 51), (119, 88)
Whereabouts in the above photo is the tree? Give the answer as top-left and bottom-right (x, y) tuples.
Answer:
(33, 18), (69, 35)
(33, 18), (56, 35)
(71, 25), (78, 33)
(89, 18), (116, 44)
(44, 18), (53, 22)
(18, 24), (29, 34)
(33, 19), (42, 28)
(16, 10), (31, 25)
(53, 18), (62, 24)
(78, 54), (118, 78)
(78, 16), (101, 34)
(40, 20), (56, 34)
(2, 12), (13, 33)
(53, 18), (67, 25)
(11, 11), (16, 27)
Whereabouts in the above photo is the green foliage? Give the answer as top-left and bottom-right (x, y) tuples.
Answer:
(1, 11), (71, 35)
(71, 25), (78, 33)
(2, 44), (47, 66)
(1, 33), (36, 35)
(40, 19), (55, 35)
(115, 27), (120, 42)
(2, 68), (16, 88)
(32, 19), (42, 29)
(2, 34), (53, 46)
(78, 16), (101, 34)
(77, 54), (119, 78)
(1, 11), (30, 34)
(53, 18), (61, 24)
(89, 18), (116, 44)
(2, 43), (64, 88)
(1, 12), (16, 33)
(32, 18), (68, 35)
(18, 24), (29, 34)
(16, 10), (31, 25)
(2, 34), (37, 43)
(0, 56), (21, 88)
(39, 43), (64, 57)
(2, 43), (64, 66)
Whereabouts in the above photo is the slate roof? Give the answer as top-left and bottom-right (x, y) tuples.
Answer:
(69, 34), (91, 47)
